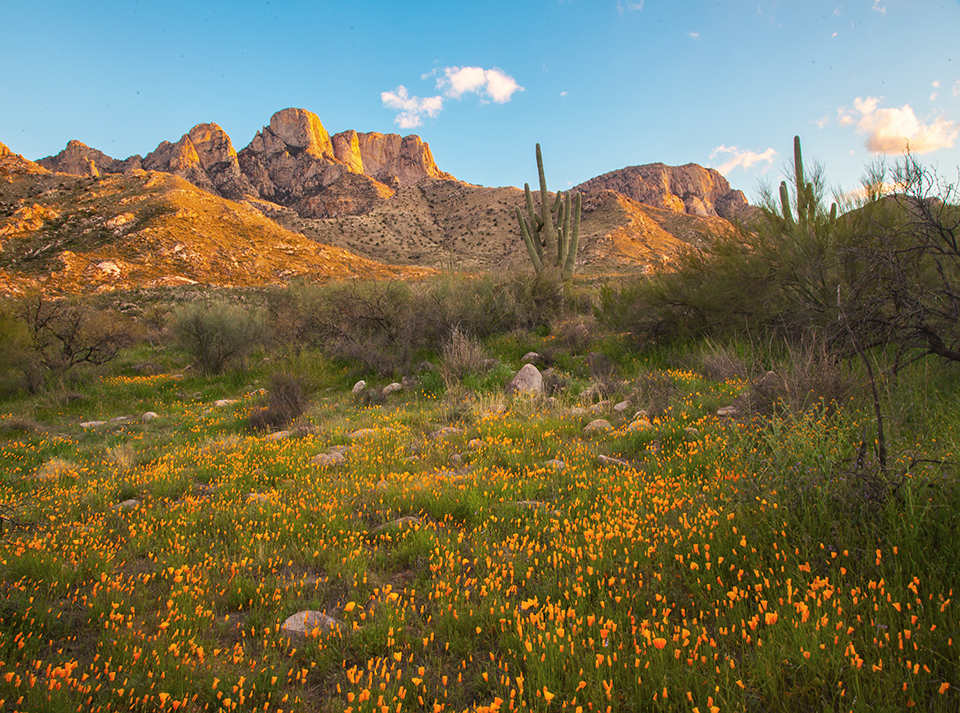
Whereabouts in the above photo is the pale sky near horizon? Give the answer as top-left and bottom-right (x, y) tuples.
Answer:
(2, 0), (959, 202)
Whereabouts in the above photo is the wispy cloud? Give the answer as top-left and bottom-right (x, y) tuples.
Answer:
(380, 86), (443, 129)
(838, 96), (958, 154)
(689, 31), (700, 40)
(708, 145), (778, 175)
(382, 66), (523, 128)
(616, 1), (644, 13)
(954, 81), (960, 98)
(871, 0), (886, 15)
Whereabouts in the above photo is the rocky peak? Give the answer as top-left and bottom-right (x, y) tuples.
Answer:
(37, 140), (133, 176)
(576, 163), (751, 221)
(356, 132), (453, 188)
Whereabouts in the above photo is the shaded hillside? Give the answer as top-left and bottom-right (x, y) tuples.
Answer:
(0, 143), (431, 295)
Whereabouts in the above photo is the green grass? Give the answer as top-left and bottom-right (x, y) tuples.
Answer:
(0, 320), (958, 713)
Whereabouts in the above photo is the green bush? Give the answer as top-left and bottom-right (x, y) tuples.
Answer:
(173, 299), (267, 374)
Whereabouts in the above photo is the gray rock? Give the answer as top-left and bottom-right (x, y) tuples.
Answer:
(544, 459), (566, 471)
(381, 382), (403, 396)
(626, 419), (653, 432)
(431, 426), (463, 439)
(246, 493), (270, 504)
(717, 406), (739, 417)
(505, 364), (543, 396)
(312, 451), (346, 467)
(684, 427), (701, 440)
(141, 411), (159, 422)
(372, 516), (422, 534)
(80, 421), (107, 428)
(598, 454), (630, 467)
(588, 400), (611, 414)
(280, 610), (341, 638)
(613, 401), (631, 413)
(112, 499), (140, 511)
(214, 399), (237, 408)
(265, 430), (290, 441)
(584, 419), (613, 434)
(521, 352), (542, 364)
(351, 380), (367, 394)
(348, 428), (379, 440)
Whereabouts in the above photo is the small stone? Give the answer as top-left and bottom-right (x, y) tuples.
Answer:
(521, 352), (542, 364)
(626, 419), (653, 432)
(568, 407), (588, 417)
(372, 516), (422, 534)
(431, 426), (463, 439)
(246, 493), (270, 504)
(141, 411), (159, 422)
(544, 459), (566, 471)
(589, 400), (610, 414)
(113, 499), (140, 511)
(598, 454), (630, 467)
(634, 410), (650, 420)
(449, 453), (463, 466)
(312, 451), (346, 467)
(717, 406), (739, 417)
(351, 380), (367, 394)
(613, 401), (631, 413)
(684, 427), (701, 440)
(280, 610), (341, 638)
(109, 416), (132, 424)
(214, 399), (237, 408)
(583, 419), (613, 434)
(80, 421), (107, 428)
(381, 382), (402, 396)
(468, 439), (483, 450)
(265, 430), (290, 441)
(348, 428), (379, 440)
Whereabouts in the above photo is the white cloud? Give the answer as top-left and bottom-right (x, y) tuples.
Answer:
(380, 86), (443, 129)
(708, 145), (778, 175)
(436, 66), (523, 103)
(953, 81), (960, 97)
(382, 66), (522, 128)
(560, 91), (568, 97)
(689, 31), (700, 39)
(932, 80), (941, 88)
(816, 115), (830, 129)
(931, 92), (938, 101)
(616, 1), (644, 14)
(871, 1), (886, 15)
(841, 95), (959, 154)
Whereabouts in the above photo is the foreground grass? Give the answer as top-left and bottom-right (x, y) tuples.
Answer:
(0, 350), (958, 712)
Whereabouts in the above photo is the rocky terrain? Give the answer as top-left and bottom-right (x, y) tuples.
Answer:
(1, 107), (754, 292)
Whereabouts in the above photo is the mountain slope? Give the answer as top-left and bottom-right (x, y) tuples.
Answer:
(0, 145), (431, 295)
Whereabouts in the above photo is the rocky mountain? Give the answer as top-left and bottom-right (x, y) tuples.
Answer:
(37, 108), (454, 220)
(0, 143), (431, 295)
(575, 163), (754, 221)
(8, 108), (761, 290)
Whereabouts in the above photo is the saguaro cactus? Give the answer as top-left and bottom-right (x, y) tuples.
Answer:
(515, 144), (582, 282)
(778, 135), (837, 227)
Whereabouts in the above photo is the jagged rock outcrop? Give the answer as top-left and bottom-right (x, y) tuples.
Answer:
(142, 123), (253, 201)
(37, 140), (140, 176)
(1, 142), (51, 177)
(576, 163), (751, 221)
(34, 108), (454, 219)
(355, 132), (454, 188)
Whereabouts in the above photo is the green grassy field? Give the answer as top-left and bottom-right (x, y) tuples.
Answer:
(0, 309), (958, 713)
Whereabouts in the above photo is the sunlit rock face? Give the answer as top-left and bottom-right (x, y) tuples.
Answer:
(35, 107), (457, 218)
(576, 163), (751, 221)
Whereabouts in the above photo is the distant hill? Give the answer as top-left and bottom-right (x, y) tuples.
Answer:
(1, 108), (756, 292)
(0, 141), (431, 295)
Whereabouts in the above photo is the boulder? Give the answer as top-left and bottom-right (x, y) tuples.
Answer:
(584, 419), (613, 434)
(505, 364), (543, 396)
(280, 610), (341, 638)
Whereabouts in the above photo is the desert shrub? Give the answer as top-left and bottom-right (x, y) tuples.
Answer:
(247, 372), (308, 432)
(268, 272), (565, 377)
(14, 295), (141, 391)
(0, 302), (33, 395)
(629, 371), (678, 417)
(439, 327), (489, 389)
(173, 299), (267, 374)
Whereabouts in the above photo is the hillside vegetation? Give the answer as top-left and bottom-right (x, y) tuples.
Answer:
(0, 139), (958, 712)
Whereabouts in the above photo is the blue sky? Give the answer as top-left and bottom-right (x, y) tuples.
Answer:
(2, 0), (959, 202)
